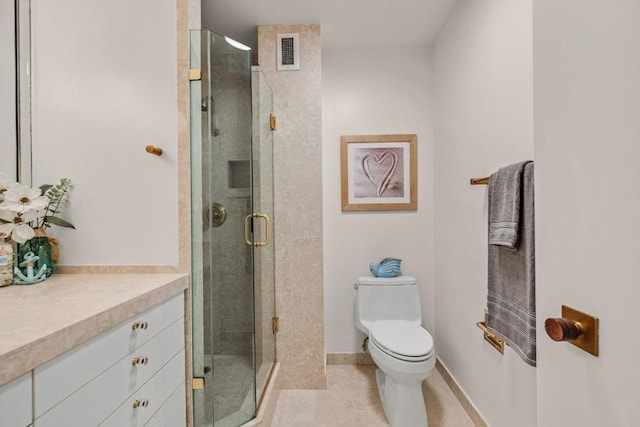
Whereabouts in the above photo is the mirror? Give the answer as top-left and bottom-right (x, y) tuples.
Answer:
(0, 0), (17, 179)
(1, 0), (31, 184)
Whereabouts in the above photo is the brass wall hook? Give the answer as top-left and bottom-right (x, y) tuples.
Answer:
(145, 145), (163, 156)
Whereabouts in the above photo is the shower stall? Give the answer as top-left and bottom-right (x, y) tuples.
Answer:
(190, 30), (276, 427)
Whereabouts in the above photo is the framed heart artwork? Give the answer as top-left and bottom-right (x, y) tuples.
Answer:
(340, 134), (417, 211)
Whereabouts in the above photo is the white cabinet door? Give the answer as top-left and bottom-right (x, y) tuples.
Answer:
(145, 382), (186, 427)
(0, 372), (32, 427)
(35, 319), (184, 427)
(100, 349), (185, 427)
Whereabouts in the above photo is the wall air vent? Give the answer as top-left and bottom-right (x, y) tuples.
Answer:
(276, 33), (300, 71)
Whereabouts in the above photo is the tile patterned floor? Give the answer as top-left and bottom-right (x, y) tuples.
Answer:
(270, 365), (475, 427)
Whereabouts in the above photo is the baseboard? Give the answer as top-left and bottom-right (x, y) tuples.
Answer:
(436, 358), (489, 427)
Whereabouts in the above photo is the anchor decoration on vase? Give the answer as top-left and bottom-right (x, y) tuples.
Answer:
(14, 252), (47, 285)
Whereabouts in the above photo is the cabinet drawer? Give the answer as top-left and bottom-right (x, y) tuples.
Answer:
(100, 349), (185, 427)
(34, 293), (183, 417)
(144, 382), (186, 427)
(0, 372), (32, 427)
(35, 318), (184, 427)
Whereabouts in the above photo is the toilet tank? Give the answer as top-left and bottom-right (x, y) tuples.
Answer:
(355, 275), (422, 334)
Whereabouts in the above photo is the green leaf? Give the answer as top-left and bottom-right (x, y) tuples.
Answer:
(44, 216), (76, 229)
(39, 184), (53, 195)
(0, 218), (9, 224)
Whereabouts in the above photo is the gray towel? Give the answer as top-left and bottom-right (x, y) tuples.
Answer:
(487, 162), (536, 366)
(488, 161), (531, 249)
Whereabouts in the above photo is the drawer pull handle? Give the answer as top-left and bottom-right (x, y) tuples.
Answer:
(132, 399), (149, 409)
(132, 356), (149, 366)
(131, 321), (149, 331)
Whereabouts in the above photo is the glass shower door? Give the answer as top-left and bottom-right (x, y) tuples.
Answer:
(251, 66), (276, 407)
(190, 30), (256, 427)
(191, 30), (276, 427)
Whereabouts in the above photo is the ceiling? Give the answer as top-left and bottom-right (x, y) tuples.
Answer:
(202, 0), (460, 51)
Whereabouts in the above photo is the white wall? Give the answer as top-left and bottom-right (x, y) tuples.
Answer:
(534, 1), (640, 425)
(432, 1), (536, 426)
(322, 48), (434, 354)
(30, 0), (179, 266)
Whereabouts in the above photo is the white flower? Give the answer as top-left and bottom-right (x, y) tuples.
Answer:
(0, 209), (13, 222)
(0, 184), (48, 214)
(0, 217), (35, 244)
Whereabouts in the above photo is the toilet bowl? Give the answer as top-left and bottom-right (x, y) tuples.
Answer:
(368, 320), (435, 427)
(354, 276), (435, 427)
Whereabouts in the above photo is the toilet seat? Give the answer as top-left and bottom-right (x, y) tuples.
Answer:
(370, 320), (434, 362)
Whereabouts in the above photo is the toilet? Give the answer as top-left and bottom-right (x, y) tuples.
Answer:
(355, 275), (435, 427)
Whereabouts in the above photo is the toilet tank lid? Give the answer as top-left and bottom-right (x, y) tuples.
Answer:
(357, 275), (416, 285)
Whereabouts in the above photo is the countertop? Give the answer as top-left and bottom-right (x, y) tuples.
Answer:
(0, 273), (189, 386)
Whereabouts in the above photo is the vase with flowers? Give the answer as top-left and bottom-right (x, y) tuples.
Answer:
(0, 172), (75, 285)
(0, 235), (12, 287)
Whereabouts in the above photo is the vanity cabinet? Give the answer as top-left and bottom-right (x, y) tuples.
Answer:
(32, 293), (186, 427)
(0, 372), (32, 427)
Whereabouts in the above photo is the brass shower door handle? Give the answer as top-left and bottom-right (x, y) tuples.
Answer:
(244, 213), (271, 247)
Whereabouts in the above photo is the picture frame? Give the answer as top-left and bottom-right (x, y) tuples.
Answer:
(341, 134), (417, 211)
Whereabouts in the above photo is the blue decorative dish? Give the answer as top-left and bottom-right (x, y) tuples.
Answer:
(369, 258), (402, 278)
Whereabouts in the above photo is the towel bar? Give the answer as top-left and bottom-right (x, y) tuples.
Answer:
(476, 320), (505, 354)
